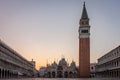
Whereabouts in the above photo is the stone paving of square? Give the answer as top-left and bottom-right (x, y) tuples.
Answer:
(1, 78), (120, 80)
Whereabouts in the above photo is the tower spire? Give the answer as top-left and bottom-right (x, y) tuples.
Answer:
(81, 1), (89, 19)
(83, 1), (85, 7)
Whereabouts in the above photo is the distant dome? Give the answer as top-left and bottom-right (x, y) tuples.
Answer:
(59, 58), (67, 66)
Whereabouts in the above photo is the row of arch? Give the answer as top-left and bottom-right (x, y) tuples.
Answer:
(0, 68), (18, 78)
(46, 71), (77, 78)
(96, 69), (120, 78)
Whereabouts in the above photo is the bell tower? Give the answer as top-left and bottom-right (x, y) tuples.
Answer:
(78, 2), (90, 78)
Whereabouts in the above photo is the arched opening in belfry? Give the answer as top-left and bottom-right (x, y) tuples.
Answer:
(52, 71), (55, 78)
(64, 71), (68, 78)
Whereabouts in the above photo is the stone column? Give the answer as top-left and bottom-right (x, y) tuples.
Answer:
(5, 70), (7, 78)
(109, 71), (111, 77)
(7, 71), (9, 78)
(55, 71), (57, 78)
(111, 71), (113, 77)
(62, 71), (64, 78)
(3, 70), (5, 78)
(6, 70), (8, 78)
(9, 71), (11, 78)
(118, 69), (120, 78)
(1, 71), (2, 78)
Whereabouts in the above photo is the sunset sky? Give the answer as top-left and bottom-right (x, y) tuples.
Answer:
(0, 0), (120, 70)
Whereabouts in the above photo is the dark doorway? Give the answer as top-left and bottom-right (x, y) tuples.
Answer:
(57, 71), (62, 78)
(69, 72), (73, 78)
(2, 70), (4, 78)
(52, 72), (55, 78)
(48, 72), (51, 78)
(57, 66), (63, 78)
(64, 71), (68, 78)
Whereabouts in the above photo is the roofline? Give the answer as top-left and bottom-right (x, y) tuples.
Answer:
(0, 39), (33, 66)
(98, 45), (120, 60)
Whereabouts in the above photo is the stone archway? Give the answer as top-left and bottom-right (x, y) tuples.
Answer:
(2, 69), (4, 78)
(5, 70), (7, 78)
(69, 71), (73, 78)
(57, 66), (63, 78)
(57, 71), (63, 78)
(48, 72), (51, 78)
(64, 71), (68, 78)
(7, 70), (10, 78)
(52, 71), (56, 78)
(74, 72), (77, 78)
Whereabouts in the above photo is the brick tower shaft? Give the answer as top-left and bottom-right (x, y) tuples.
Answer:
(79, 38), (90, 77)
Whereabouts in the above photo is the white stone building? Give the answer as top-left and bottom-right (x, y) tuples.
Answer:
(96, 46), (120, 78)
(0, 39), (38, 78)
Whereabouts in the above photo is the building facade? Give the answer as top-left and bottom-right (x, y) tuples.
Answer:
(0, 39), (38, 78)
(90, 63), (97, 78)
(39, 58), (78, 78)
(96, 46), (120, 78)
(30, 59), (38, 77)
(78, 2), (90, 78)
(39, 67), (46, 77)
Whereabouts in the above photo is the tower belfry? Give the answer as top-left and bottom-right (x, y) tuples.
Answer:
(78, 2), (90, 78)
